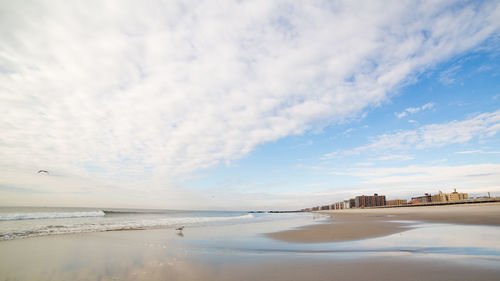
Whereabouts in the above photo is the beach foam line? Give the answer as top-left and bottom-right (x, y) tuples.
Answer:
(0, 213), (256, 240)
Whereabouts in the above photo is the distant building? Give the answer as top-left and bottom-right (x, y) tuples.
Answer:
(449, 188), (468, 201)
(432, 189), (468, 202)
(343, 199), (351, 209)
(355, 193), (386, 208)
(431, 192), (446, 203)
(334, 202), (344, 210)
(386, 199), (407, 206)
(349, 198), (355, 208)
(411, 193), (432, 203)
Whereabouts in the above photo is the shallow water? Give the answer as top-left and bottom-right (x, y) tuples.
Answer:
(0, 206), (310, 240)
(187, 220), (500, 259)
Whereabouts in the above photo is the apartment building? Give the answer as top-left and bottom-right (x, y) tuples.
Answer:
(431, 189), (468, 202)
(411, 193), (432, 203)
(386, 199), (407, 206)
(355, 193), (386, 208)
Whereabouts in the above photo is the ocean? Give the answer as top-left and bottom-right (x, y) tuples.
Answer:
(0, 206), (305, 240)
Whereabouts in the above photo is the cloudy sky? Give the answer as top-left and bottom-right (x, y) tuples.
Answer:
(1, 0), (500, 210)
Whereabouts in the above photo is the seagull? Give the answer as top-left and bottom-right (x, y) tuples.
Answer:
(175, 226), (184, 232)
(37, 170), (49, 174)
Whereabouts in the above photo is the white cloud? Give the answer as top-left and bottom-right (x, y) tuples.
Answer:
(353, 109), (500, 153)
(321, 152), (339, 160)
(342, 128), (354, 135)
(396, 112), (408, 119)
(1, 0), (500, 208)
(455, 150), (482, 154)
(354, 162), (374, 166)
(439, 64), (462, 85)
(373, 154), (414, 161)
(330, 163), (500, 187)
(395, 102), (435, 118)
(477, 65), (494, 72)
(456, 150), (500, 154)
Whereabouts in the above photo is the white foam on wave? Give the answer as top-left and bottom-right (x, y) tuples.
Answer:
(162, 212), (254, 226)
(93, 212), (256, 230)
(0, 210), (106, 221)
(0, 212), (256, 240)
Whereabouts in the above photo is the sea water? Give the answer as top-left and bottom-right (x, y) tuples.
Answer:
(0, 206), (307, 240)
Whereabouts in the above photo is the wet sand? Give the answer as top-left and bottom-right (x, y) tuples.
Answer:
(267, 202), (500, 243)
(1, 225), (499, 281)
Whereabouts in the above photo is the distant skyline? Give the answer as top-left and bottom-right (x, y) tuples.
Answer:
(1, 0), (500, 210)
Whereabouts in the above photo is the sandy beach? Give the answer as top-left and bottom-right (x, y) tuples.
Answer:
(1, 229), (499, 281)
(1, 204), (500, 281)
(267, 202), (500, 243)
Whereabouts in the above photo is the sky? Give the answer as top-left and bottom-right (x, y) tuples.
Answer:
(1, 0), (500, 210)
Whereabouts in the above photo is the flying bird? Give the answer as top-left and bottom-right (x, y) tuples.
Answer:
(37, 170), (49, 174)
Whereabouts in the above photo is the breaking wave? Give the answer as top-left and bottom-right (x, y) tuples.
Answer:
(0, 213), (255, 240)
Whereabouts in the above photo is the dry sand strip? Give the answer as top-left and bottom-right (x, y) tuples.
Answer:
(267, 202), (500, 243)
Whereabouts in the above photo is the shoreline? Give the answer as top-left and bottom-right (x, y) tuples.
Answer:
(267, 202), (500, 243)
